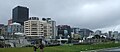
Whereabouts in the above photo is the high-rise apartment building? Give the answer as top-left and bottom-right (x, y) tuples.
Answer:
(24, 17), (52, 39)
(49, 20), (57, 39)
(12, 6), (29, 25)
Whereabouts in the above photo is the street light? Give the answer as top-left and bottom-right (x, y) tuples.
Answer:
(59, 34), (62, 45)
(67, 35), (70, 43)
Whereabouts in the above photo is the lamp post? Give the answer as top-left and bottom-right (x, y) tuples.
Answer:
(67, 35), (70, 43)
(13, 28), (16, 47)
(59, 34), (62, 45)
(13, 28), (15, 40)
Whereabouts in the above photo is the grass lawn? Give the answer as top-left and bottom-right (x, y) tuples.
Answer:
(0, 42), (120, 52)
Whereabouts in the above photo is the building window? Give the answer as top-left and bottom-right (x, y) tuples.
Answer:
(31, 34), (37, 35)
(25, 26), (29, 27)
(31, 23), (37, 27)
(25, 28), (29, 29)
(50, 30), (52, 32)
(50, 27), (52, 28)
(40, 24), (43, 26)
(44, 30), (47, 32)
(31, 28), (37, 31)
(41, 28), (43, 30)
(25, 30), (29, 31)
(44, 26), (47, 29)
(44, 33), (47, 36)
(31, 32), (37, 34)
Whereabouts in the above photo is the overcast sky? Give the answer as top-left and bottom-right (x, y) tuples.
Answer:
(0, 0), (120, 32)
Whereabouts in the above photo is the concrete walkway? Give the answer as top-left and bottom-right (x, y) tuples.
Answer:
(81, 47), (120, 52)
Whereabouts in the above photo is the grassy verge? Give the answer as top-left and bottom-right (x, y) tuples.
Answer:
(0, 42), (120, 52)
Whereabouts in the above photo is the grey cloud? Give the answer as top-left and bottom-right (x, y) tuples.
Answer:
(0, 0), (120, 31)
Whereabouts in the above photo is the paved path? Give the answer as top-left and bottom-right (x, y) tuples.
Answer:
(83, 47), (120, 52)
(97, 48), (120, 52)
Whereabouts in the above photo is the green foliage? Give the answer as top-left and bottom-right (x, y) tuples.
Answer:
(22, 45), (34, 47)
(0, 42), (120, 52)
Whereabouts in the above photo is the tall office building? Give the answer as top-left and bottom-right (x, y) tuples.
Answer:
(12, 6), (29, 25)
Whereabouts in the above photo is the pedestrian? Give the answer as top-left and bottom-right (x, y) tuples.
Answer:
(33, 44), (38, 52)
(39, 42), (45, 52)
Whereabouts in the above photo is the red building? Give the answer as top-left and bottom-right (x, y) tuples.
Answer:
(8, 19), (12, 25)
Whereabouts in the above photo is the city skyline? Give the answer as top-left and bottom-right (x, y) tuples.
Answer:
(0, 0), (120, 32)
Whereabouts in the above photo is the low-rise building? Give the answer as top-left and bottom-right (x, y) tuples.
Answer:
(79, 28), (93, 39)
(57, 25), (71, 39)
(84, 35), (109, 43)
(7, 22), (24, 39)
(95, 30), (102, 35)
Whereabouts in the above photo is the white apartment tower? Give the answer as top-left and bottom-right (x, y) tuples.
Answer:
(24, 17), (52, 39)
(49, 20), (57, 39)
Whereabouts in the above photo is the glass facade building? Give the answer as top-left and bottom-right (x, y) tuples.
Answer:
(12, 6), (29, 25)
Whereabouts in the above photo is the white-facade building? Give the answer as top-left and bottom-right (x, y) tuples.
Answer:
(24, 17), (52, 39)
(48, 20), (57, 39)
(6, 22), (29, 47)
(8, 22), (24, 35)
